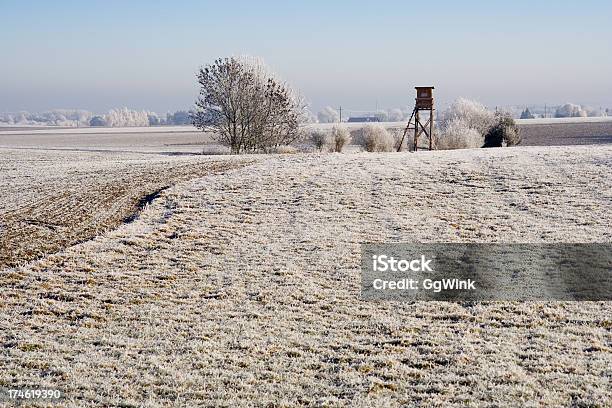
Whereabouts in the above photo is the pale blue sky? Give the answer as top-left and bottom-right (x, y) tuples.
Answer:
(1, 0), (611, 113)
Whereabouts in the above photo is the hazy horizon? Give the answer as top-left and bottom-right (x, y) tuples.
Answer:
(2, 0), (611, 114)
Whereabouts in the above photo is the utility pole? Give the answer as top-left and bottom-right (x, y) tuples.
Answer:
(339, 106), (342, 123)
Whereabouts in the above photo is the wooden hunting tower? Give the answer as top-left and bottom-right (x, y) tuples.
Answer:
(415, 86), (434, 109)
(397, 86), (435, 151)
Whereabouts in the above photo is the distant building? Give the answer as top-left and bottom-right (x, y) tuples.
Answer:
(347, 116), (381, 123)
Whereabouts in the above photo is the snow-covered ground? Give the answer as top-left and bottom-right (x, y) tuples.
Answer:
(516, 116), (612, 124)
(0, 129), (217, 154)
(1, 145), (610, 406)
(1, 116), (611, 135)
(2, 118), (611, 156)
(0, 125), (198, 135)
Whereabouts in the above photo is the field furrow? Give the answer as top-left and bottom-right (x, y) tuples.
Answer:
(0, 149), (252, 269)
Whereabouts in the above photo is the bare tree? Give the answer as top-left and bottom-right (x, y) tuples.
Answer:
(192, 56), (308, 154)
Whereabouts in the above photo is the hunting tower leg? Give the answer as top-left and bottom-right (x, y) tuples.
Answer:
(429, 108), (434, 150)
(414, 110), (420, 152)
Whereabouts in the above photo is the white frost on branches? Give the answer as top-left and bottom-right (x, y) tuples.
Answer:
(193, 55), (309, 153)
(436, 98), (495, 149)
(439, 98), (495, 135)
(105, 108), (151, 127)
(554, 103), (605, 118)
(555, 103), (587, 118)
(317, 106), (340, 123)
(0, 109), (93, 127)
(436, 118), (484, 149)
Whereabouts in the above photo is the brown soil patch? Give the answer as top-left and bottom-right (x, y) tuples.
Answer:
(0, 154), (250, 269)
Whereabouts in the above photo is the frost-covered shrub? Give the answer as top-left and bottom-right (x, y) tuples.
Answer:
(439, 98), (495, 136)
(437, 118), (483, 149)
(309, 130), (329, 151)
(330, 125), (351, 152)
(359, 124), (394, 152)
(436, 98), (505, 150)
(484, 111), (521, 147)
(437, 103), (521, 150)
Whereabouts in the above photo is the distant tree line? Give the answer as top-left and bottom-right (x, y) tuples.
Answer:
(553, 103), (605, 118)
(90, 109), (194, 127)
(0, 108), (195, 127)
(0, 109), (93, 127)
(317, 103), (610, 124)
(520, 104), (608, 120)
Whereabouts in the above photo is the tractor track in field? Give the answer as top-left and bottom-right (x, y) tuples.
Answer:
(0, 149), (253, 270)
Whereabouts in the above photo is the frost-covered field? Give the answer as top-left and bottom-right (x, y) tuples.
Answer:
(2, 116), (610, 133)
(2, 117), (612, 154)
(1, 144), (611, 406)
(0, 128), (217, 154)
(0, 149), (250, 269)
